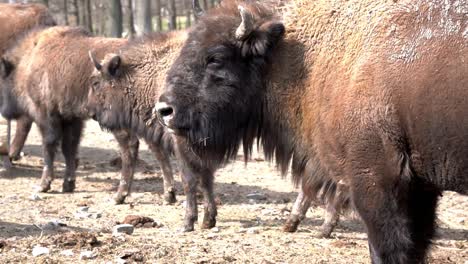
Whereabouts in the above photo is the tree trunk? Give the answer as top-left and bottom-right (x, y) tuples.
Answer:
(97, 1), (106, 36)
(126, 0), (136, 39)
(84, 0), (93, 32)
(64, 0), (69, 25)
(155, 0), (162, 31)
(184, 0), (191, 28)
(135, 0), (151, 35)
(202, 0), (208, 10)
(41, 0), (49, 6)
(78, 0), (92, 32)
(72, 0), (79, 26)
(109, 0), (123, 37)
(210, 0), (216, 8)
(168, 0), (177, 31)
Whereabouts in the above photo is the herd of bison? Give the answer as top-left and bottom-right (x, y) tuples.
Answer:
(0, 1), (467, 263)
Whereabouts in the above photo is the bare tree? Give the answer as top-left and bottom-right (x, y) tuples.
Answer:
(135, 0), (151, 35)
(72, 0), (80, 25)
(63, 0), (69, 25)
(126, 0), (136, 38)
(78, 0), (91, 31)
(155, 0), (162, 31)
(109, 0), (123, 37)
(184, 0), (191, 28)
(168, 0), (177, 30)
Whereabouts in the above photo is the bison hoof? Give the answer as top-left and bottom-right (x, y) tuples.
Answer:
(113, 194), (127, 205)
(201, 219), (216, 229)
(181, 225), (195, 232)
(282, 219), (300, 233)
(164, 191), (177, 204)
(62, 180), (76, 193)
(39, 181), (52, 193)
(318, 227), (333, 238)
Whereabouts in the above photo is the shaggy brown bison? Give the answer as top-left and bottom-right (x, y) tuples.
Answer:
(87, 31), (218, 231)
(88, 30), (345, 234)
(0, 26), (176, 204)
(157, 0), (468, 262)
(0, 3), (56, 162)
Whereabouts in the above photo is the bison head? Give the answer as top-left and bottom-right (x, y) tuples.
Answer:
(156, 0), (284, 165)
(0, 57), (23, 119)
(87, 51), (127, 131)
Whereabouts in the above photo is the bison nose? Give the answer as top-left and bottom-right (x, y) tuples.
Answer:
(155, 102), (174, 117)
(155, 102), (175, 126)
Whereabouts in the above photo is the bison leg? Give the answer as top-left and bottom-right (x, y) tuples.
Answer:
(319, 183), (348, 238)
(180, 165), (198, 232)
(319, 197), (341, 238)
(112, 130), (139, 204)
(283, 189), (312, 232)
(38, 118), (62, 192)
(147, 141), (176, 204)
(9, 115), (33, 160)
(61, 118), (83, 193)
(352, 169), (438, 264)
(200, 169), (217, 229)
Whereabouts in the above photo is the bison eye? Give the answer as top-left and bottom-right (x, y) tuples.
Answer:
(206, 55), (224, 67)
(92, 81), (100, 91)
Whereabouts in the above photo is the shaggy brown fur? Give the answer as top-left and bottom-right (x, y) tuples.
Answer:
(87, 31), (207, 230)
(90, 30), (339, 232)
(0, 3), (56, 161)
(159, 0), (467, 262)
(1, 26), (176, 204)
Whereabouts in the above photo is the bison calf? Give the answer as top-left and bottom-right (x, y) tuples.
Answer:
(0, 26), (176, 203)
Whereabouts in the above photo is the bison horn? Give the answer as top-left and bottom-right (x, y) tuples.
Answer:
(192, 0), (204, 18)
(88, 50), (102, 71)
(235, 6), (254, 40)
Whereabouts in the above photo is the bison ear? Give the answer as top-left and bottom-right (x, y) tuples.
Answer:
(0, 58), (14, 78)
(102, 54), (122, 78)
(235, 6), (285, 57)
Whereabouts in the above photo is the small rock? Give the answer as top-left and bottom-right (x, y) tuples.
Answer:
(247, 227), (260, 234)
(30, 193), (41, 201)
(78, 206), (89, 212)
(90, 213), (102, 219)
(206, 233), (217, 239)
(210, 227), (220, 233)
(80, 250), (97, 260)
(246, 192), (267, 201)
(60, 249), (74, 256)
(74, 212), (92, 219)
(32, 245), (49, 257)
(115, 258), (127, 264)
(113, 224), (134, 236)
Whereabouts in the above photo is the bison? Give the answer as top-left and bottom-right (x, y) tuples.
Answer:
(0, 26), (176, 204)
(87, 31), (219, 231)
(157, 0), (468, 263)
(91, 12), (347, 235)
(0, 3), (56, 163)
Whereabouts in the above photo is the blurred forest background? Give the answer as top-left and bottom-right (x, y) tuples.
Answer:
(1, 0), (219, 37)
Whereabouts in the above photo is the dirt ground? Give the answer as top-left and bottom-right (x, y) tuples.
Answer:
(0, 119), (466, 264)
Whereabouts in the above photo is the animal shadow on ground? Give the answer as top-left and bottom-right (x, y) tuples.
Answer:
(0, 221), (91, 239)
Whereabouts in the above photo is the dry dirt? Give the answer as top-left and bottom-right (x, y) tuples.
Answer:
(0, 120), (466, 264)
